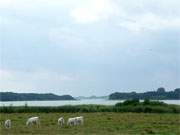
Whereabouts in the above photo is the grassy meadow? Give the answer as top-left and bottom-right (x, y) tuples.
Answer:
(0, 112), (180, 135)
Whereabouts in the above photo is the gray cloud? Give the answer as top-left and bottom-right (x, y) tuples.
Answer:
(0, 0), (179, 96)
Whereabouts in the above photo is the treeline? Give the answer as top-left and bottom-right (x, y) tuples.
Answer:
(1, 100), (180, 113)
(0, 92), (75, 101)
(109, 88), (180, 100)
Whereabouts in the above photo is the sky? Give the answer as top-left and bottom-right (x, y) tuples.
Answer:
(0, 0), (180, 96)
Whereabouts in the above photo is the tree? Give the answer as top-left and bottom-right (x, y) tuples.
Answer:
(174, 88), (180, 93)
(157, 87), (165, 93)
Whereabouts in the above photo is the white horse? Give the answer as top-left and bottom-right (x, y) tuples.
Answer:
(67, 117), (76, 126)
(4, 119), (11, 129)
(58, 117), (65, 126)
(26, 117), (40, 127)
(75, 116), (84, 125)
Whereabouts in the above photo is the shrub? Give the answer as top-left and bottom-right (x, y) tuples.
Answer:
(143, 99), (150, 105)
(115, 102), (123, 107)
(123, 99), (140, 106)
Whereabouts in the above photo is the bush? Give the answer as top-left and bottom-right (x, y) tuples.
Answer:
(115, 102), (123, 107)
(122, 99), (140, 106)
(146, 101), (167, 106)
(143, 99), (150, 105)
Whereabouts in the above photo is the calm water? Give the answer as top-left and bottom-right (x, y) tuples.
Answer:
(0, 99), (180, 106)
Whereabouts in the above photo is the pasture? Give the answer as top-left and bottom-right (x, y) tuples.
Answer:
(0, 113), (180, 135)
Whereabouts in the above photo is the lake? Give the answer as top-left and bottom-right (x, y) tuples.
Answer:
(0, 99), (180, 106)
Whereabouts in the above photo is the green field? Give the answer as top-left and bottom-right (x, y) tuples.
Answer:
(0, 113), (180, 135)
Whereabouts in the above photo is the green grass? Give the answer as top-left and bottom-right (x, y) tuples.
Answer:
(0, 113), (180, 135)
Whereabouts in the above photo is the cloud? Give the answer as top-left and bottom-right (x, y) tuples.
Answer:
(69, 0), (180, 31)
(118, 13), (180, 32)
(0, 0), (179, 95)
(48, 26), (110, 56)
(49, 27), (85, 48)
(70, 0), (118, 24)
(2, 0), (180, 30)
(0, 69), (78, 92)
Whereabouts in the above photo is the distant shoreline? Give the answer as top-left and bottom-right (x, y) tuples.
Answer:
(0, 92), (75, 101)
(1, 100), (180, 113)
(1, 88), (180, 102)
(1, 99), (180, 107)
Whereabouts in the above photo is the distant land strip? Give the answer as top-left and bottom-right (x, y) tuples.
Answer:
(0, 92), (75, 101)
(109, 88), (180, 100)
(0, 87), (180, 101)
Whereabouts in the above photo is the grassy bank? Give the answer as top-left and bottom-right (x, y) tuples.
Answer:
(1, 100), (180, 113)
(0, 112), (180, 135)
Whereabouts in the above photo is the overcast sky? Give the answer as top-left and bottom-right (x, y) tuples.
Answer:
(0, 0), (180, 96)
